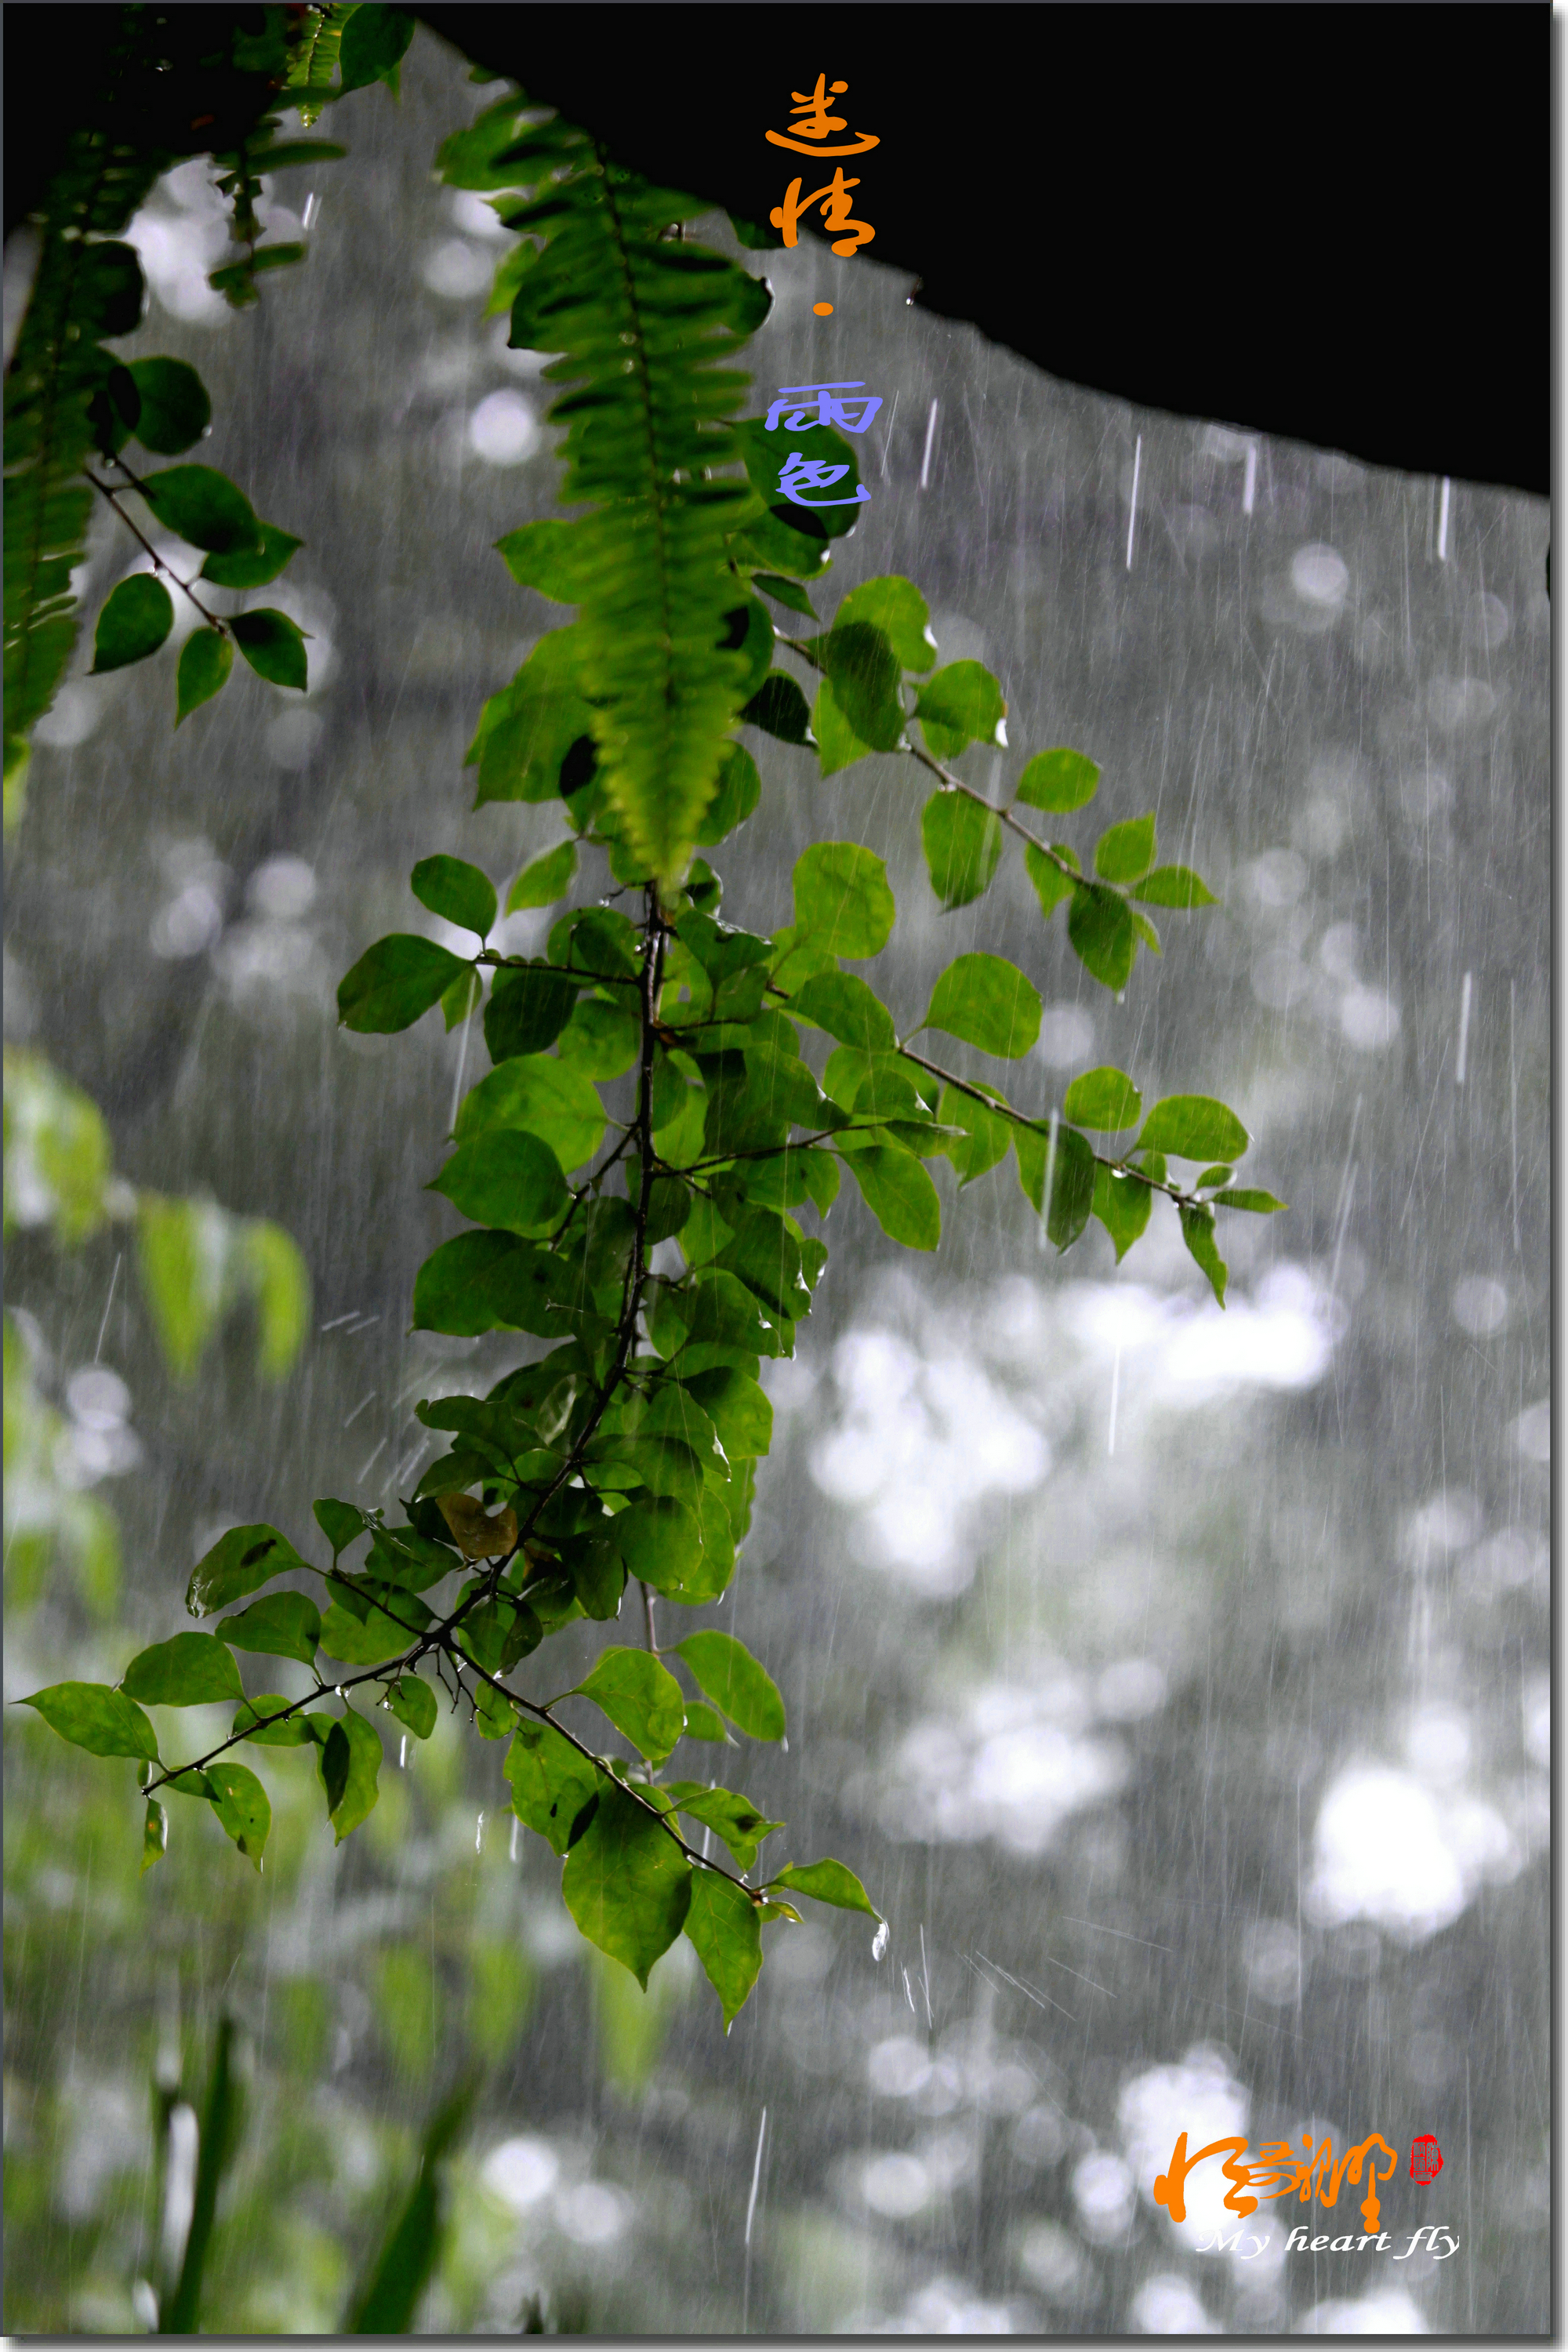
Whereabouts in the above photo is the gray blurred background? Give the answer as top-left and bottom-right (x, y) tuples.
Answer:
(2, 28), (1549, 2335)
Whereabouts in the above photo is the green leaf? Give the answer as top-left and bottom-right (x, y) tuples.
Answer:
(720, 596), (775, 703)
(218, 1592), (321, 1665)
(681, 1701), (733, 1744)
(472, 634), (597, 807)
(793, 841), (895, 959)
(125, 358), (211, 455)
(750, 572), (817, 618)
(673, 1786), (782, 1872)
(833, 574), (935, 671)
(506, 840), (579, 913)
(138, 464), (261, 555)
(608, 1495), (705, 1594)
(230, 608), (308, 690)
(921, 789), (1003, 910)
(319, 1592), (430, 1665)
(839, 1145), (941, 1250)
(1131, 909), (1162, 956)
(1180, 1201), (1229, 1308)
(199, 522), (304, 590)
(914, 659), (1007, 759)
(765, 1859), (879, 1918)
(441, 969), (481, 1031)
(314, 1499), (369, 1561)
(787, 970), (895, 1054)
(695, 741), (761, 846)
(484, 965), (579, 1062)
(412, 1232), (564, 1339)
(807, 676), (873, 776)
(679, 1366), (772, 1460)
(818, 621), (905, 751)
(495, 517), (593, 601)
(923, 952), (1042, 1058)
(1134, 863), (1218, 909)
(1091, 1162), (1153, 1262)
(319, 1711), (383, 1842)
(938, 1083), (1013, 1185)
(206, 1759), (270, 1869)
(1023, 839), (1079, 920)
(1014, 1121), (1097, 1248)
(455, 1054), (606, 1173)
(430, 1130), (570, 1238)
(562, 1784), (691, 1987)
(411, 855), (497, 940)
(684, 1867), (762, 2028)
(142, 1797), (169, 1875)
(345, 2074), (476, 2335)
(505, 1720), (604, 1856)
(387, 1676), (438, 1740)
(1015, 746), (1098, 812)
(1068, 883), (1137, 992)
(1094, 814), (1156, 884)
(673, 1630), (784, 1740)
(20, 1680), (158, 1762)
(176, 628), (234, 724)
(1194, 1165), (1234, 1190)
(338, 935), (467, 1033)
(91, 575), (173, 673)
(187, 1524), (313, 1617)
(1062, 1066), (1142, 1130)
(1211, 1187), (1287, 1213)
(337, 2), (416, 92)
(233, 1695), (317, 1747)
(742, 672), (814, 746)
(1137, 1095), (1250, 1163)
(572, 1646), (688, 1762)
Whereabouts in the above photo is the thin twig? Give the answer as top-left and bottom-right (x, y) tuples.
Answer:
(84, 471), (228, 632)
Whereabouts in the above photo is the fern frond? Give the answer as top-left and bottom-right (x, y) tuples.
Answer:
(442, 101), (770, 889)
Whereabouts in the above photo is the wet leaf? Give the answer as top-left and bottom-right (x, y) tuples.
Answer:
(674, 1630), (785, 1740)
(206, 1760), (270, 1869)
(1180, 1200), (1229, 1308)
(1092, 1161), (1154, 1262)
(505, 1719), (604, 1855)
(833, 574), (936, 671)
(410, 854), (496, 939)
(914, 659), (1007, 759)
(199, 522), (304, 588)
(837, 1144), (940, 1250)
(1067, 882), (1137, 991)
(506, 839), (579, 912)
(922, 790), (1002, 909)
(562, 1784), (691, 1987)
(176, 627), (234, 724)
(1014, 746), (1098, 812)
(430, 1129), (570, 1237)
(484, 964), (579, 1062)
(21, 1680), (158, 1762)
(338, 935), (467, 1033)
(125, 357), (210, 455)
(387, 1676), (438, 1740)
(91, 575), (173, 673)
(572, 1646), (688, 1762)
(1094, 813), (1156, 883)
(230, 608), (309, 690)
(684, 1867), (762, 2028)
(923, 952), (1042, 1058)
(139, 463), (261, 554)
(1137, 1094), (1250, 1163)
(218, 1592), (321, 1665)
(187, 1524), (312, 1617)
(765, 1858), (879, 1918)
(1134, 863), (1218, 909)
(793, 840), (895, 957)
(319, 1711), (382, 1842)
(142, 1796), (169, 1874)
(1062, 1066), (1142, 1130)
(435, 1494), (520, 1560)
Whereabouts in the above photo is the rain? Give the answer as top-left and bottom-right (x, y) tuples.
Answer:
(2, 25), (1548, 2337)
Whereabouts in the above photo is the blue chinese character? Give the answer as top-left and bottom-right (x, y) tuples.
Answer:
(775, 450), (871, 510)
(765, 382), (884, 435)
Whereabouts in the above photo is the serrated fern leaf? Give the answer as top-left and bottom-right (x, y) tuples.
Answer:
(442, 100), (769, 887)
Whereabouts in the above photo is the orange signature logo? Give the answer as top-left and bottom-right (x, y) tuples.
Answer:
(1155, 2128), (1400, 2235)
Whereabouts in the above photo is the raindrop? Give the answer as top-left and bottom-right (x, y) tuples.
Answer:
(475, 1810), (485, 1853)
(397, 1735), (407, 1769)
(510, 1814), (521, 1861)
(871, 1918), (890, 1961)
